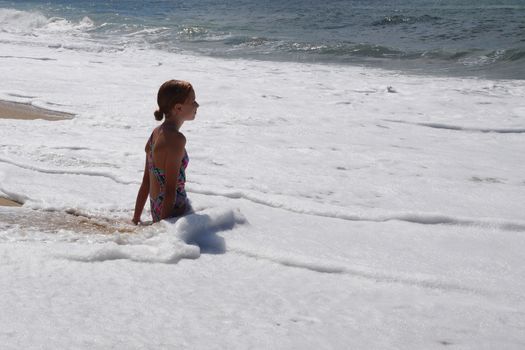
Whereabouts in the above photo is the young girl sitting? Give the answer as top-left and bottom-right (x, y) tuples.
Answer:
(132, 79), (199, 224)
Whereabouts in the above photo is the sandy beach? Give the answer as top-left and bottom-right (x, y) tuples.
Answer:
(0, 100), (73, 120)
(0, 197), (21, 206)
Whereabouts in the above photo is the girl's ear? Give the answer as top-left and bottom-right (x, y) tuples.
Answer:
(171, 103), (182, 114)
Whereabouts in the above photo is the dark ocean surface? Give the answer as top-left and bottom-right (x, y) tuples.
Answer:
(1, 0), (524, 79)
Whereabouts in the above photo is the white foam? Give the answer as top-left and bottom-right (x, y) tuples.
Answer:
(189, 186), (525, 231)
(0, 8), (48, 34)
(61, 239), (201, 264)
(50, 207), (246, 263)
(386, 119), (525, 134)
(229, 246), (481, 293)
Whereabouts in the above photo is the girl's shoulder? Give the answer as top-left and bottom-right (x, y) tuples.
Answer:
(156, 127), (186, 151)
(144, 127), (160, 152)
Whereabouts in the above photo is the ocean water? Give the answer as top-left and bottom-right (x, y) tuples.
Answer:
(0, 0), (524, 79)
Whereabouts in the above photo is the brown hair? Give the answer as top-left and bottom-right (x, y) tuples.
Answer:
(154, 79), (194, 121)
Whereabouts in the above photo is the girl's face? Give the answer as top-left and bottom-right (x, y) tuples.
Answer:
(178, 90), (199, 120)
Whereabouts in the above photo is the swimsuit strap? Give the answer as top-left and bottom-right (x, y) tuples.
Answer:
(147, 130), (166, 186)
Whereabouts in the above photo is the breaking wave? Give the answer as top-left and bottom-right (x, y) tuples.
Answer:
(0, 8), (93, 34)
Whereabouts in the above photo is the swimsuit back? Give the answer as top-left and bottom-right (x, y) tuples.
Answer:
(147, 130), (188, 222)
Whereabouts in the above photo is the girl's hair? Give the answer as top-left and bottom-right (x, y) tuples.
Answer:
(154, 79), (194, 121)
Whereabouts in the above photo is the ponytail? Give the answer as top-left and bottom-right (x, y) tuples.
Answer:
(154, 109), (164, 121)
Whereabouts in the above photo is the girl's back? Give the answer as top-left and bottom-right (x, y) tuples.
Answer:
(146, 126), (188, 222)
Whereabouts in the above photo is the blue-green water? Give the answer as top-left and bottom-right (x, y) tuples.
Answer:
(1, 0), (524, 78)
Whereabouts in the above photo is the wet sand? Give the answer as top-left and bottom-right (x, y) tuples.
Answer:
(0, 206), (139, 234)
(0, 197), (22, 207)
(0, 100), (73, 120)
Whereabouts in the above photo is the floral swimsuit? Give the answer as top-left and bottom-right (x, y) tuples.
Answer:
(147, 131), (189, 222)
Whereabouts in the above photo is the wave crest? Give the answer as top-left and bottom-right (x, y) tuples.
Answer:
(0, 8), (94, 35)
(0, 8), (48, 33)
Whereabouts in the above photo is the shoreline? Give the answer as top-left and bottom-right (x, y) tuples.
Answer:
(0, 100), (70, 206)
(0, 197), (22, 207)
(0, 100), (73, 121)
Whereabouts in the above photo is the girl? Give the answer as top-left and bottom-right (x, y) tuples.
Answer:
(132, 80), (199, 224)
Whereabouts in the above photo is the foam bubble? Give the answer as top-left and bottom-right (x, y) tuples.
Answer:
(0, 8), (48, 34)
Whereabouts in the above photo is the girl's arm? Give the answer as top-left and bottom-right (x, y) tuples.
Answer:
(160, 133), (186, 220)
(132, 158), (150, 225)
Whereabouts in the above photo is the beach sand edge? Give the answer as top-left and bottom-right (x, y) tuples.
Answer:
(0, 100), (74, 121)
(0, 197), (22, 207)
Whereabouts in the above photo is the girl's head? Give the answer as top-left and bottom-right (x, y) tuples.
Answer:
(154, 80), (197, 121)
